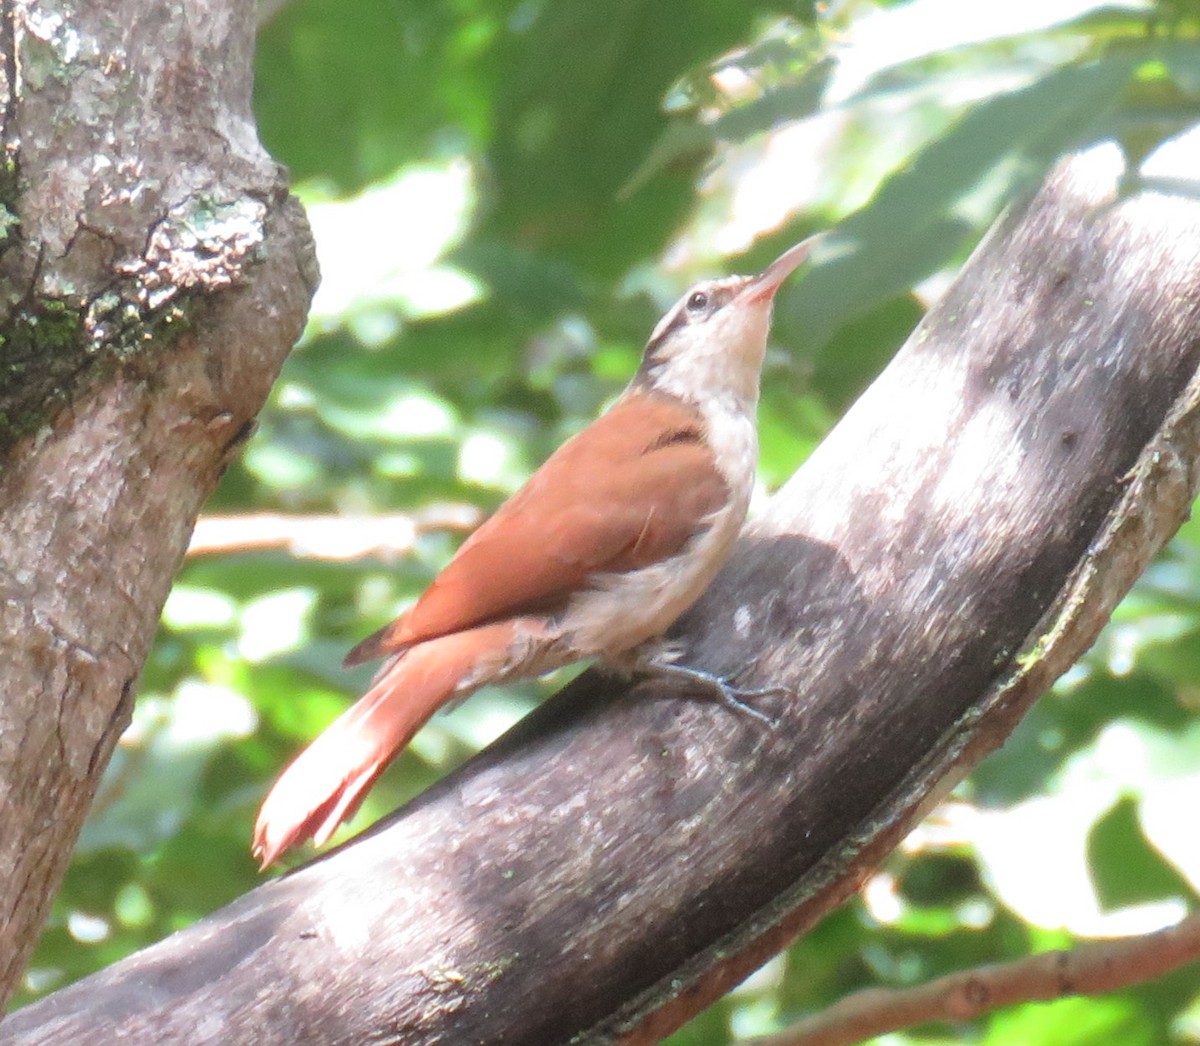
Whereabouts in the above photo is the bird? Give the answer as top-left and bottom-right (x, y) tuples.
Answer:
(252, 238), (814, 868)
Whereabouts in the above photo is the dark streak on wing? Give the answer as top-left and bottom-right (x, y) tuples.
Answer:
(646, 424), (706, 453)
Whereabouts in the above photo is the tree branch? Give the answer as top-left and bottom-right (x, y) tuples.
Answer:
(185, 507), (481, 560)
(750, 912), (1200, 1046)
(5, 138), (1200, 1043)
(0, 0), (316, 1006)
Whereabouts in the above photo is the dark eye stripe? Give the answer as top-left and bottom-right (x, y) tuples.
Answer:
(643, 305), (688, 357)
(641, 279), (739, 361)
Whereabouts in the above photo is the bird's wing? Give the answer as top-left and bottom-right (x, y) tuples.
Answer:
(344, 391), (730, 664)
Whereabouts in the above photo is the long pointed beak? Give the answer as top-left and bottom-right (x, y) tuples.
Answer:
(740, 235), (819, 304)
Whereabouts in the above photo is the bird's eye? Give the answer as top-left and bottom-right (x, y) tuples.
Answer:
(686, 291), (709, 312)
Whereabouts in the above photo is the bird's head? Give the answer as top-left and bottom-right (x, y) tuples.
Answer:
(633, 238), (815, 408)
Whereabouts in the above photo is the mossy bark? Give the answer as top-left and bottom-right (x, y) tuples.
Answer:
(0, 0), (317, 1005)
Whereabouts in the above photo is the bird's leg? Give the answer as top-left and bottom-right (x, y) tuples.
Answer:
(647, 661), (783, 727)
(622, 641), (787, 728)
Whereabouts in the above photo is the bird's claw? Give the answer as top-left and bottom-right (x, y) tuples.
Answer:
(638, 660), (787, 728)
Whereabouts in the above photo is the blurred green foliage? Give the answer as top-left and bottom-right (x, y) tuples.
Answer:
(17, 0), (1200, 1042)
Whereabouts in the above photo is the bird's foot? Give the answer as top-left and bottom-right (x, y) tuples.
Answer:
(637, 658), (787, 728)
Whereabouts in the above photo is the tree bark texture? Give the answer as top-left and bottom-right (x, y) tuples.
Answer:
(6, 141), (1200, 1041)
(0, 0), (316, 1006)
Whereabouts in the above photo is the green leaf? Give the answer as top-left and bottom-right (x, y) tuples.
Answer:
(1088, 797), (1194, 910)
(986, 995), (1155, 1046)
(787, 55), (1138, 352)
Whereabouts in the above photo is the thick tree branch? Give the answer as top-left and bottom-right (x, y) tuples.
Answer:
(5, 138), (1200, 1044)
(749, 912), (1200, 1046)
(0, 0), (315, 1006)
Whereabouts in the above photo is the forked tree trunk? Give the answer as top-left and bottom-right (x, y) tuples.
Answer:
(6, 136), (1200, 1042)
(0, 0), (316, 1005)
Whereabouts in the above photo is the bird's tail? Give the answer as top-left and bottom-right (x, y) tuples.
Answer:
(252, 620), (525, 868)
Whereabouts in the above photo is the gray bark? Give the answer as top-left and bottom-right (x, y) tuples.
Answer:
(0, 0), (316, 1005)
(6, 139), (1200, 1046)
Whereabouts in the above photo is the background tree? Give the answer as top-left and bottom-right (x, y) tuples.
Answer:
(7, 1), (1200, 1044)
(0, 0), (315, 1008)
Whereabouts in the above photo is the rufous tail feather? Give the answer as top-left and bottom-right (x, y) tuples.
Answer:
(253, 620), (521, 868)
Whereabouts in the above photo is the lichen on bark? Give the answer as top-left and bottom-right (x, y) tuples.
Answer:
(0, 0), (316, 1007)
(0, 0), (290, 458)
